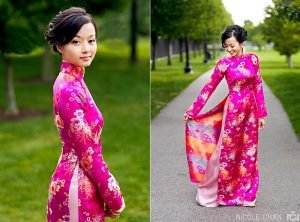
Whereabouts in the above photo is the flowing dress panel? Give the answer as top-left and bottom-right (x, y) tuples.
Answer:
(186, 97), (227, 183)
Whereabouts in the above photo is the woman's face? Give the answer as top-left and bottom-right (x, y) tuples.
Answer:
(57, 22), (97, 67)
(223, 36), (243, 57)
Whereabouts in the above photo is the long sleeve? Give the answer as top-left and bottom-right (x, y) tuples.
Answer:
(58, 86), (125, 214)
(251, 54), (268, 118)
(185, 59), (227, 119)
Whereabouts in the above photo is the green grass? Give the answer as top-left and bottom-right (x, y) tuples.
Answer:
(0, 38), (150, 222)
(256, 49), (300, 138)
(151, 53), (219, 118)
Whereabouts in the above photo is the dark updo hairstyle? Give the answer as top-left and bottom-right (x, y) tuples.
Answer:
(44, 7), (97, 54)
(221, 25), (247, 48)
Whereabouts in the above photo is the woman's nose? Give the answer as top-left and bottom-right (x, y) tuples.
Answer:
(81, 42), (90, 53)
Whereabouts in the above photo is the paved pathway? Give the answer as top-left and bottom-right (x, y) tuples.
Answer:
(151, 69), (300, 222)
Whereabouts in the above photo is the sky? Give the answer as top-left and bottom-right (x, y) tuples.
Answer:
(222, 0), (274, 26)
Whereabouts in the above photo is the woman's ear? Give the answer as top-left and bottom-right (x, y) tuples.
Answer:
(56, 45), (64, 55)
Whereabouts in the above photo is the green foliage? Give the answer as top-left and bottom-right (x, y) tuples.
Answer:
(97, 0), (149, 41)
(151, 0), (186, 38)
(151, 0), (232, 42)
(136, 0), (150, 36)
(0, 0), (38, 54)
(251, 34), (266, 50)
(244, 20), (267, 50)
(71, 0), (128, 14)
(263, 0), (300, 56)
(0, 0), (12, 54)
(0, 38), (150, 221)
(4, 14), (40, 54)
(275, 0), (300, 21)
(190, 0), (232, 42)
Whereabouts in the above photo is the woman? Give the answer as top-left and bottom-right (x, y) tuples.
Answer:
(45, 7), (125, 221)
(184, 25), (267, 207)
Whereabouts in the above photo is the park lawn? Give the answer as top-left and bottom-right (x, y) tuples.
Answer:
(0, 38), (150, 222)
(256, 49), (300, 138)
(151, 53), (218, 118)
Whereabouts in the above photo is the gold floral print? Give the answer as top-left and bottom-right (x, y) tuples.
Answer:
(49, 178), (66, 202)
(54, 114), (64, 129)
(80, 147), (94, 172)
(79, 174), (95, 198)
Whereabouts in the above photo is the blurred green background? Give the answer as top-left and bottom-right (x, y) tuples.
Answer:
(0, 0), (150, 221)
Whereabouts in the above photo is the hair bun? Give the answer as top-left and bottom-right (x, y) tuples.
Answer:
(221, 25), (248, 46)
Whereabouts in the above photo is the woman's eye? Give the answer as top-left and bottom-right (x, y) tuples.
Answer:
(71, 40), (80, 45)
(89, 39), (96, 44)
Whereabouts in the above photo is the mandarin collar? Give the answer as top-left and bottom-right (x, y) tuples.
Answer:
(60, 60), (85, 80)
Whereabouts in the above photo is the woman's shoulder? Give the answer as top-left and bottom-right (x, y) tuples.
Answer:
(246, 52), (259, 61)
(214, 56), (231, 73)
(56, 81), (85, 100)
(244, 52), (260, 67)
(215, 55), (231, 66)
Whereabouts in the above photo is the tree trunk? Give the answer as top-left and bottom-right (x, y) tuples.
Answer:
(130, 0), (138, 63)
(179, 38), (183, 62)
(167, 38), (172, 65)
(193, 41), (197, 58)
(203, 29), (211, 64)
(184, 36), (193, 74)
(212, 42), (216, 59)
(42, 45), (54, 82)
(151, 32), (157, 71)
(5, 57), (19, 116)
(286, 54), (292, 68)
(203, 41), (209, 64)
(197, 42), (201, 56)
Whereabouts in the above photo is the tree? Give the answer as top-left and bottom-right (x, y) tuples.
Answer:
(130, 0), (150, 63)
(244, 20), (267, 50)
(151, 0), (232, 71)
(0, 0), (131, 116)
(130, 0), (138, 62)
(151, 0), (187, 69)
(276, 0), (300, 21)
(0, 0), (40, 116)
(263, 0), (300, 68)
(188, 0), (232, 64)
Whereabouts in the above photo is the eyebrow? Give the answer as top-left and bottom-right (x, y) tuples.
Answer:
(75, 34), (95, 38)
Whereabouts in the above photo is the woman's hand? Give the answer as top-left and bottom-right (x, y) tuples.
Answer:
(104, 197), (125, 218)
(104, 208), (119, 218)
(258, 118), (265, 129)
(104, 206), (120, 219)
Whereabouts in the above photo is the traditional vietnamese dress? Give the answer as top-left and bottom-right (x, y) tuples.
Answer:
(47, 60), (125, 221)
(185, 52), (267, 207)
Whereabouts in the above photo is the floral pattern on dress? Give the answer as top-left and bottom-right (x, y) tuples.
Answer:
(47, 60), (125, 222)
(185, 53), (267, 206)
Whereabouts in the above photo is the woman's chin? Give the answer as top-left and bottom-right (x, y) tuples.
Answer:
(80, 60), (93, 67)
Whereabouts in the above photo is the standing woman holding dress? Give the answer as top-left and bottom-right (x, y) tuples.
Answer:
(184, 25), (267, 207)
(45, 7), (125, 221)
